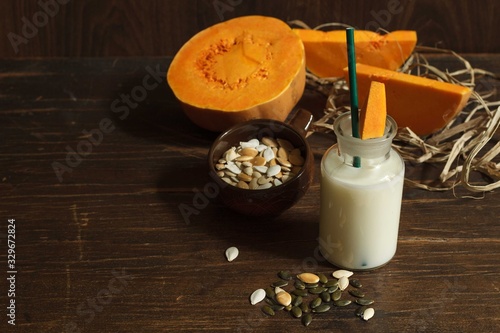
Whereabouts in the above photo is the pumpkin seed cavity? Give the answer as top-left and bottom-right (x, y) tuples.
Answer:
(251, 270), (375, 326)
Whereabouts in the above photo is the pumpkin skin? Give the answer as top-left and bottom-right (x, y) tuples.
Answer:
(167, 16), (306, 132)
(292, 29), (417, 78)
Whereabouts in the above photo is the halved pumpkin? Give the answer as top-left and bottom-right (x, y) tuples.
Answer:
(167, 16), (306, 132)
(292, 29), (417, 78)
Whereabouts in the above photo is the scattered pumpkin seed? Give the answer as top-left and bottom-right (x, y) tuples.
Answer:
(292, 295), (303, 307)
(324, 279), (339, 288)
(294, 280), (306, 290)
(292, 289), (308, 297)
(301, 313), (312, 327)
(274, 287), (286, 295)
(332, 269), (354, 279)
(297, 273), (320, 284)
(305, 283), (319, 289)
(309, 287), (327, 294)
(348, 289), (365, 298)
(276, 291), (292, 307)
(362, 307), (375, 321)
(225, 246), (239, 262)
(350, 279), (362, 288)
(333, 299), (352, 307)
(318, 273), (329, 284)
(355, 305), (368, 317)
(312, 304), (331, 313)
(355, 298), (375, 306)
(250, 289), (266, 305)
(300, 302), (310, 313)
(284, 304), (293, 311)
(270, 304), (285, 311)
(320, 291), (331, 303)
(291, 306), (303, 318)
(310, 297), (322, 309)
(338, 276), (349, 291)
(265, 287), (275, 299)
(327, 285), (339, 293)
(332, 289), (342, 301)
(272, 280), (288, 288)
(278, 270), (292, 281)
(261, 305), (275, 316)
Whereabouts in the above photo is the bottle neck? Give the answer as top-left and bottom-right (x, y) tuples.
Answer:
(333, 113), (397, 167)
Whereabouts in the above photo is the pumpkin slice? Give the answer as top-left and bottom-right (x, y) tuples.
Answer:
(167, 16), (306, 132)
(360, 81), (387, 139)
(292, 29), (416, 78)
(345, 64), (472, 136)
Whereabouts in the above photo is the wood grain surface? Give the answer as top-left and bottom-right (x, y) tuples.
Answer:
(0, 0), (499, 57)
(0, 55), (499, 332)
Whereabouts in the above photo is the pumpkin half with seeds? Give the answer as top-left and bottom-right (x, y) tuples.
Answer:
(167, 15), (306, 132)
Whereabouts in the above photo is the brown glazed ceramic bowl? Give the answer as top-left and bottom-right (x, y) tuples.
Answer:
(207, 110), (314, 216)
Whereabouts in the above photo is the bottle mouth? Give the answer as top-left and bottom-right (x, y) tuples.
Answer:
(333, 112), (398, 159)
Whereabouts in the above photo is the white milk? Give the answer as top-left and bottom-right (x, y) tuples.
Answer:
(319, 113), (404, 270)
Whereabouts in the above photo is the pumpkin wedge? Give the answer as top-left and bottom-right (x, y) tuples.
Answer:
(167, 16), (306, 132)
(360, 81), (387, 139)
(346, 64), (472, 136)
(292, 29), (416, 78)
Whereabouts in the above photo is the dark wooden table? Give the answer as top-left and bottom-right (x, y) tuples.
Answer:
(0, 55), (499, 333)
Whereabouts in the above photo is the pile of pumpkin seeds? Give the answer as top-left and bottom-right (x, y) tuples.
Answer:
(215, 137), (304, 189)
(249, 270), (375, 327)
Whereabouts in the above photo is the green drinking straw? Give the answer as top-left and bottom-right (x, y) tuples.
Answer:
(346, 27), (361, 168)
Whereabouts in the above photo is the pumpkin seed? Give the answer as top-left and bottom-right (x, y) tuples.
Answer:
(267, 164), (281, 177)
(290, 294), (301, 306)
(310, 297), (322, 309)
(270, 304), (285, 311)
(318, 273), (328, 284)
(297, 273), (320, 284)
(291, 306), (303, 318)
(250, 289), (266, 305)
(274, 287), (286, 295)
(338, 276), (349, 291)
(312, 304), (331, 313)
(240, 139), (259, 149)
(276, 291), (292, 307)
(348, 289), (365, 298)
(332, 289), (342, 301)
(355, 305), (368, 317)
(292, 289), (308, 297)
(265, 287), (275, 299)
(289, 154), (304, 166)
(320, 291), (331, 303)
(355, 298), (375, 306)
(300, 302), (310, 313)
(294, 280), (305, 290)
(225, 246), (239, 262)
(278, 270), (292, 281)
(277, 138), (294, 151)
(332, 269), (354, 279)
(285, 304), (293, 311)
(324, 280), (339, 288)
(333, 299), (352, 307)
(327, 285), (339, 293)
(261, 305), (275, 316)
(305, 283), (319, 289)
(350, 279), (362, 288)
(262, 137), (278, 148)
(271, 280), (288, 288)
(309, 287), (327, 294)
(362, 307), (375, 321)
(301, 313), (312, 327)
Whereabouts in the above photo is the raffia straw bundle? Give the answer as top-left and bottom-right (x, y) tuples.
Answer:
(291, 21), (500, 193)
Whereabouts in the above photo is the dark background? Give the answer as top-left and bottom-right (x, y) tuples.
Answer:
(0, 0), (498, 58)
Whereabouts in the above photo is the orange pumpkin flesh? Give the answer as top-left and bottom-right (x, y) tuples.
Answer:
(360, 81), (387, 140)
(292, 29), (417, 78)
(167, 16), (306, 132)
(346, 64), (472, 136)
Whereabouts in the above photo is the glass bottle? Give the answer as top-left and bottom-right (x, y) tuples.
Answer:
(319, 112), (405, 270)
